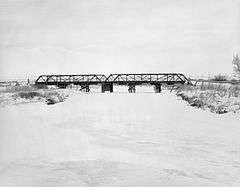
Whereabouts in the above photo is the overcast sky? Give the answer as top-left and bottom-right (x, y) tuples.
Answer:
(0, 0), (239, 79)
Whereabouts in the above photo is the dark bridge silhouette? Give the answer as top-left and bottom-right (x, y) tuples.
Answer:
(35, 73), (191, 93)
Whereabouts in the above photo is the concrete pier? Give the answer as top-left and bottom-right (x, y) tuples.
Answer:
(80, 85), (90, 92)
(154, 84), (162, 93)
(101, 83), (113, 93)
(128, 85), (136, 93)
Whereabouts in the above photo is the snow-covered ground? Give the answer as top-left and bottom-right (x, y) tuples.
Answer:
(0, 89), (240, 187)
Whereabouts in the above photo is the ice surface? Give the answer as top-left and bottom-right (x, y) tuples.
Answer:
(0, 90), (240, 187)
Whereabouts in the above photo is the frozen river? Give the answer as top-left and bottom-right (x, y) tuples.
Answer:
(0, 91), (240, 187)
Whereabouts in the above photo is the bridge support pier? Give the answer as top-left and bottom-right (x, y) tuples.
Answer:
(101, 83), (113, 93)
(80, 85), (90, 92)
(128, 85), (136, 93)
(154, 84), (162, 93)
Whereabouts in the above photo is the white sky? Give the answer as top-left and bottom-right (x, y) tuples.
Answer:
(0, 0), (240, 79)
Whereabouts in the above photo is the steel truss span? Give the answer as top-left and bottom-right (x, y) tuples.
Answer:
(35, 74), (107, 85)
(105, 73), (190, 85)
(35, 73), (191, 86)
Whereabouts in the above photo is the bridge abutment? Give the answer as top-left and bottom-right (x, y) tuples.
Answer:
(101, 83), (113, 93)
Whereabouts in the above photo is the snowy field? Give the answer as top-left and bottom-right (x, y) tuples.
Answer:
(0, 88), (240, 187)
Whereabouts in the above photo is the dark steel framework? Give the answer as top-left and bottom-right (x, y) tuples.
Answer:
(35, 73), (191, 86)
(105, 73), (190, 85)
(35, 74), (107, 85)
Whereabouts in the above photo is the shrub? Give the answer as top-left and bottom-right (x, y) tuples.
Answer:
(176, 83), (240, 114)
(4, 85), (36, 93)
(214, 105), (228, 114)
(46, 98), (57, 105)
(210, 74), (228, 81)
(17, 91), (42, 99)
(233, 54), (240, 79)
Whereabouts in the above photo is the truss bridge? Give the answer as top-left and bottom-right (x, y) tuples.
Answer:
(35, 73), (191, 93)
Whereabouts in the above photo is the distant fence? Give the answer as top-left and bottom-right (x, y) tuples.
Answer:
(0, 81), (19, 87)
(190, 79), (240, 86)
(0, 79), (35, 87)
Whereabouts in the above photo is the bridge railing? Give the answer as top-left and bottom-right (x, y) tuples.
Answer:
(190, 79), (240, 86)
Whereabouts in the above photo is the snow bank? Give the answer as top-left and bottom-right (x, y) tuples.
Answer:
(0, 91), (240, 186)
(0, 85), (69, 107)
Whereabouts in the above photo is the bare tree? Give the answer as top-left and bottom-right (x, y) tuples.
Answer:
(232, 54), (240, 79)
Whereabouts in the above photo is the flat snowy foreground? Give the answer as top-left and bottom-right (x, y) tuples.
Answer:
(0, 91), (240, 187)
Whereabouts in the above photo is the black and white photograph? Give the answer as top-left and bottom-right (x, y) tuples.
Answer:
(0, 0), (240, 186)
